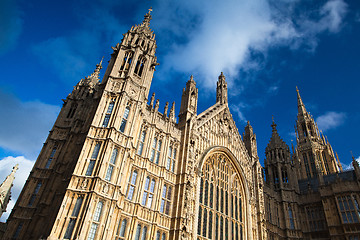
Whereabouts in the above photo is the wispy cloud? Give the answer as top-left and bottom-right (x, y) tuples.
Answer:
(0, 90), (60, 159)
(0, 0), (23, 54)
(230, 103), (248, 124)
(316, 111), (346, 131)
(0, 156), (35, 221)
(154, 0), (348, 87)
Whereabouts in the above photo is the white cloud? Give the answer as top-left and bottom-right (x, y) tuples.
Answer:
(153, 0), (348, 87)
(316, 111), (346, 131)
(0, 0), (22, 54)
(230, 104), (247, 124)
(0, 156), (35, 222)
(0, 91), (60, 159)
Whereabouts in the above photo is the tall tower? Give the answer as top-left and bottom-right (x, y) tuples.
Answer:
(4, 9), (159, 240)
(263, 120), (301, 239)
(0, 164), (18, 218)
(264, 120), (297, 190)
(294, 88), (341, 180)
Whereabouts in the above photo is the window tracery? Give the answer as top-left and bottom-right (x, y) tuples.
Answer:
(198, 152), (244, 239)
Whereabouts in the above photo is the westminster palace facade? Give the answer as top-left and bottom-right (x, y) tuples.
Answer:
(3, 9), (360, 240)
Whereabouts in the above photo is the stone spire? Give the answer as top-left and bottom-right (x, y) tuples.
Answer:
(266, 118), (289, 154)
(0, 164), (19, 217)
(296, 86), (307, 116)
(88, 57), (103, 84)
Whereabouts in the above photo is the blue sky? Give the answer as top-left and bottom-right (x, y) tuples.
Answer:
(0, 0), (359, 220)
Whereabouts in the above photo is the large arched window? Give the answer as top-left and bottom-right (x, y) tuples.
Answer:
(198, 152), (244, 240)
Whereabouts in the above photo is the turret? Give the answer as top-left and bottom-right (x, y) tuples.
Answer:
(103, 8), (158, 101)
(179, 75), (198, 126)
(216, 72), (228, 105)
(243, 121), (258, 160)
(264, 119), (295, 190)
(294, 88), (341, 179)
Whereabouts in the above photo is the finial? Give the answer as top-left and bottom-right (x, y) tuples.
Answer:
(219, 72), (225, 80)
(164, 102), (169, 117)
(271, 117), (277, 131)
(142, 7), (153, 26)
(150, 93), (155, 107)
(13, 164), (19, 173)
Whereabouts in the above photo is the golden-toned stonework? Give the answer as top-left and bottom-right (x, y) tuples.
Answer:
(3, 9), (360, 240)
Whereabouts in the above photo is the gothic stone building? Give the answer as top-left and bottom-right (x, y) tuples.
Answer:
(3, 10), (360, 240)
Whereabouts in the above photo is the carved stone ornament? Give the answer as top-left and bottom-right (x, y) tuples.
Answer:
(81, 179), (88, 189)
(102, 183), (109, 194)
(111, 81), (121, 92)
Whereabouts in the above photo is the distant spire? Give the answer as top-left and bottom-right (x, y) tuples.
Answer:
(296, 87), (307, 116)
(88, 58), (103, 83)
(0, 164), (19, 217)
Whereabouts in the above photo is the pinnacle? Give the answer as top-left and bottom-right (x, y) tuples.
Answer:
(296, 87), (307, 115)
(142, 7), (153, 27)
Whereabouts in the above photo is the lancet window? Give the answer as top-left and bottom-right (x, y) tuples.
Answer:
(126, 169), (138, 200)
(120, 51), (133, 72)
(120, 102), (131, 133)
(134, 56), (146, 77)
(198, 153), (244, 240)
(86, 142), (101, 176)
(160, 183), (172, 215)
(150, 135), (162, 164)
(105, 148), (118, 181)
(45, 146), (57, 169)
(156, 230), (166, 240)
(166, 144), (177, 172)
(102, 98), (116, 127)
(87, 201), (103, 240)
(288, 205), (295, 229)
(64, 196), (83, 239)
(115, 218), (128, 240)
(142, 176), (156, 208)
(28, 182), (42, 206)
(134, 224), (147, 240)
(137, 127), (147, 156)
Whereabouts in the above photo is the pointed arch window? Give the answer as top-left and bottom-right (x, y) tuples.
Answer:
(12, 222), (23, 239)
(67, 103), (77, 118)
(87, 201), (103, 240)
(126, 170), (138, 200)
(281, 168), (288, 183)
(120, 51), (133, 72)
(134, 56), (146, 77)
(45, 146), (57, 169)
(115, 218), (128, 240)
(102, 98), (116, 127)
(150, 136), (162, 164)
(166, 145), (177, 172)
(160, 184), (172, 215)
(137, 128), (147, 156)
(142, 176), (156, 208)
(120, 103), (131, 133)
(105, 148), (118, 181)
(86, 142), (101, 176)
(28, 182), (42, 206)
(198, 153), (244, 239)
(64, 196), (83, 239)
(288, 205), (295, 229)
(134, 224), (147, 240)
